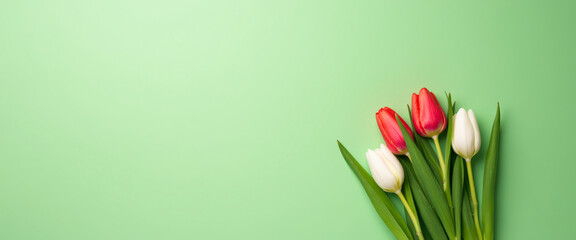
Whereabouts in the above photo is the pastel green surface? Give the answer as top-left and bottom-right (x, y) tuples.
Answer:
(0, 1), (574, 239)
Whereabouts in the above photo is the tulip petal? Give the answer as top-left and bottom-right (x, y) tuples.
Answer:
(379, 144), (403, 175)
(376, 108), (413, 155)
(374, 150), (401, 192)
(415, 88), (447, 137)
(452, 109), (466, 157)
(378, 144), (405, 189)
(467, 109), (481, 156)
(452, 108), (475, 159)
(411, 93), (426, 135)
(367, 149), (400, 192)
(432, 91), (447, 132)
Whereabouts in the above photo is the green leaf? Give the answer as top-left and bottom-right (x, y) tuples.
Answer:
(444, 94), (455, 169)
(452, 156), (464, 240)
(422, 227), (433, 240)
(415, 135), (443, 185)
(444, 94), (455, 211)
(482, 104), (501, 240)
(407, 105), (442, 185)
(401, 160), (448, 240)
(462, 184), (479, 240)
(337, 141), (412, 240)
(404, 179), (417, 218)
(396, 117), (455, 239)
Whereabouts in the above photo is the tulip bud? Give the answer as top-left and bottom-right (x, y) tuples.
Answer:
(376, 107), (414, 155)
(452, 108), (481, 160)
(411, 88), (447, 138)
(366, 144), (405, 193)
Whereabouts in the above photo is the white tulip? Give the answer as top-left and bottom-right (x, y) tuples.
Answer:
(452, 108), (481, 160)
(453, 108), (484, 239)
(366, 144), (405, 193)
(367, 144), (423, 239)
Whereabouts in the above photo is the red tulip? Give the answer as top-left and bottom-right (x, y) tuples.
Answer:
(411, 88), (447, 138)
(375, 107), (414, 155)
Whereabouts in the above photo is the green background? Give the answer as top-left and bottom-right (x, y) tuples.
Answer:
(1, 1), (574, 239)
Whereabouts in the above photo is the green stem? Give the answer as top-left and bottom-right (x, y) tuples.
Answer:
(432, 136), (447, 190)
(466, 159), (483, 240)
(432, 136), (452, 211)
(397, 191), (424, 240)
(406, 153), (412, 162)
(432, 136), (454, 213)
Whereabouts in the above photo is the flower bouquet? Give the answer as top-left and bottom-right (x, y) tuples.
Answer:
(338, 88), (500, 240)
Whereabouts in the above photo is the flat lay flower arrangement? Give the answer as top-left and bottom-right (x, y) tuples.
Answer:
(338, 88), (500, 240)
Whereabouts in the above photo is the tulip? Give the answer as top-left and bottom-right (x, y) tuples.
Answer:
(366, 144), (423, 240)
(366, 144), (404, 193)
(375, 107), (414, 156)
(452, 108), (481, 160)
(411, 87), (448, 190)
(411, 87), (447, 138)
(452, 108), (483, 239)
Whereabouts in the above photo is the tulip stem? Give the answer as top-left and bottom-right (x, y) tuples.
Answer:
(397, 191), (424, 240)
(433, 135), (453, 212)
(465, 159), (483, 240)
(432, 136), (447, 190)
